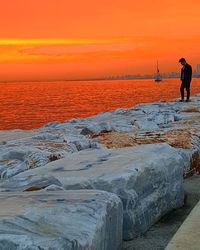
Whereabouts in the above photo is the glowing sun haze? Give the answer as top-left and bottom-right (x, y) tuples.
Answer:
(0, 0), (200, 81)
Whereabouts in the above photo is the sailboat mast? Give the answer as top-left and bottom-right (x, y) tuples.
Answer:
(157, 61), (159, 74)
(154, 60), (162, 82)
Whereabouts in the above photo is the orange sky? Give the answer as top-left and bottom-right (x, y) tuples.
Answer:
(0, 0), (200, 81)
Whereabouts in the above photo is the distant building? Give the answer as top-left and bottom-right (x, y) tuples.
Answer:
(196, 64), (200, 76)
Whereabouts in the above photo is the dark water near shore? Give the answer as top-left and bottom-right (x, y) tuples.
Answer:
(1, 78), (200, 130)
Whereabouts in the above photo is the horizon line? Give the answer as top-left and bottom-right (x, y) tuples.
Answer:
(0, 75), (183, 84)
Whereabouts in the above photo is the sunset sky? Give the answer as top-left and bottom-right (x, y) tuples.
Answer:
(0, 0), (200, 81)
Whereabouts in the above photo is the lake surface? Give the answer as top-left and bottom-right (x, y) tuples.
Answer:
(1, 78), (200, 130)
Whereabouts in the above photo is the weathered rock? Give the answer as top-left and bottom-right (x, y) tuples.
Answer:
(63, 134), (103, 151)
(109, 120), (136, 132)
(133, 119), (159, 130)
(80, 121), (113, 135)
(6, 144), (185, 240)
(0, 147), (54, 178)
(0, 127), (103, 176)
(152, 112), (175, 125)
(0, 176), (62, 192)
(0, 190), (123, 250)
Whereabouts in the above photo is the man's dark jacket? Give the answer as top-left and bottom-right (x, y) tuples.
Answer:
(181, 63), (192, 83)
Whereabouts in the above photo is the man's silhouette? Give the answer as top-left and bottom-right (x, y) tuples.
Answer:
(179, 58), (192, 102)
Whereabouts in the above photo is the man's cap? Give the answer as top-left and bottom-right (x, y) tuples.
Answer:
(179, 58), (186, 63)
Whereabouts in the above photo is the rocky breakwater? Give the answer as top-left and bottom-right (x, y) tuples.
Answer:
(1, 94), (200, 248)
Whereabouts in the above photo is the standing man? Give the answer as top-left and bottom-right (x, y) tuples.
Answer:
(179, 58), (192, 102)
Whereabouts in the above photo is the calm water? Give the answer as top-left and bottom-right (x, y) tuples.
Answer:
(1, 78), (200, 130)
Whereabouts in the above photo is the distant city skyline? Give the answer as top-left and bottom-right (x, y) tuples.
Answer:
(2, 67), (200, 83)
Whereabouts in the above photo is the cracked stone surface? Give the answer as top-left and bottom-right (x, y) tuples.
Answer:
(0, 190), (123, 250)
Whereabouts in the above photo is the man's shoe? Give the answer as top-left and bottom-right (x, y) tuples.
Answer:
(186, 99), (191, 102)
(179, 99), (184, 102)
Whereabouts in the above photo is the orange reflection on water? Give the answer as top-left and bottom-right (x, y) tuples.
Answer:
(1, 78), (200, 130)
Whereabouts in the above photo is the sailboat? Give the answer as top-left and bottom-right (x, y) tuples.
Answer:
(154, 61), (162, 82)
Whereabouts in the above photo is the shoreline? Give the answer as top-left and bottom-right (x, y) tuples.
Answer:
(2, 78), (200, 131)
(0, 91), (195, 135)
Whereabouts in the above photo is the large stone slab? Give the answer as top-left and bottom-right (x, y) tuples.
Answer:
(5, 143), (185, 240)
(0, 190), (122, 250)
